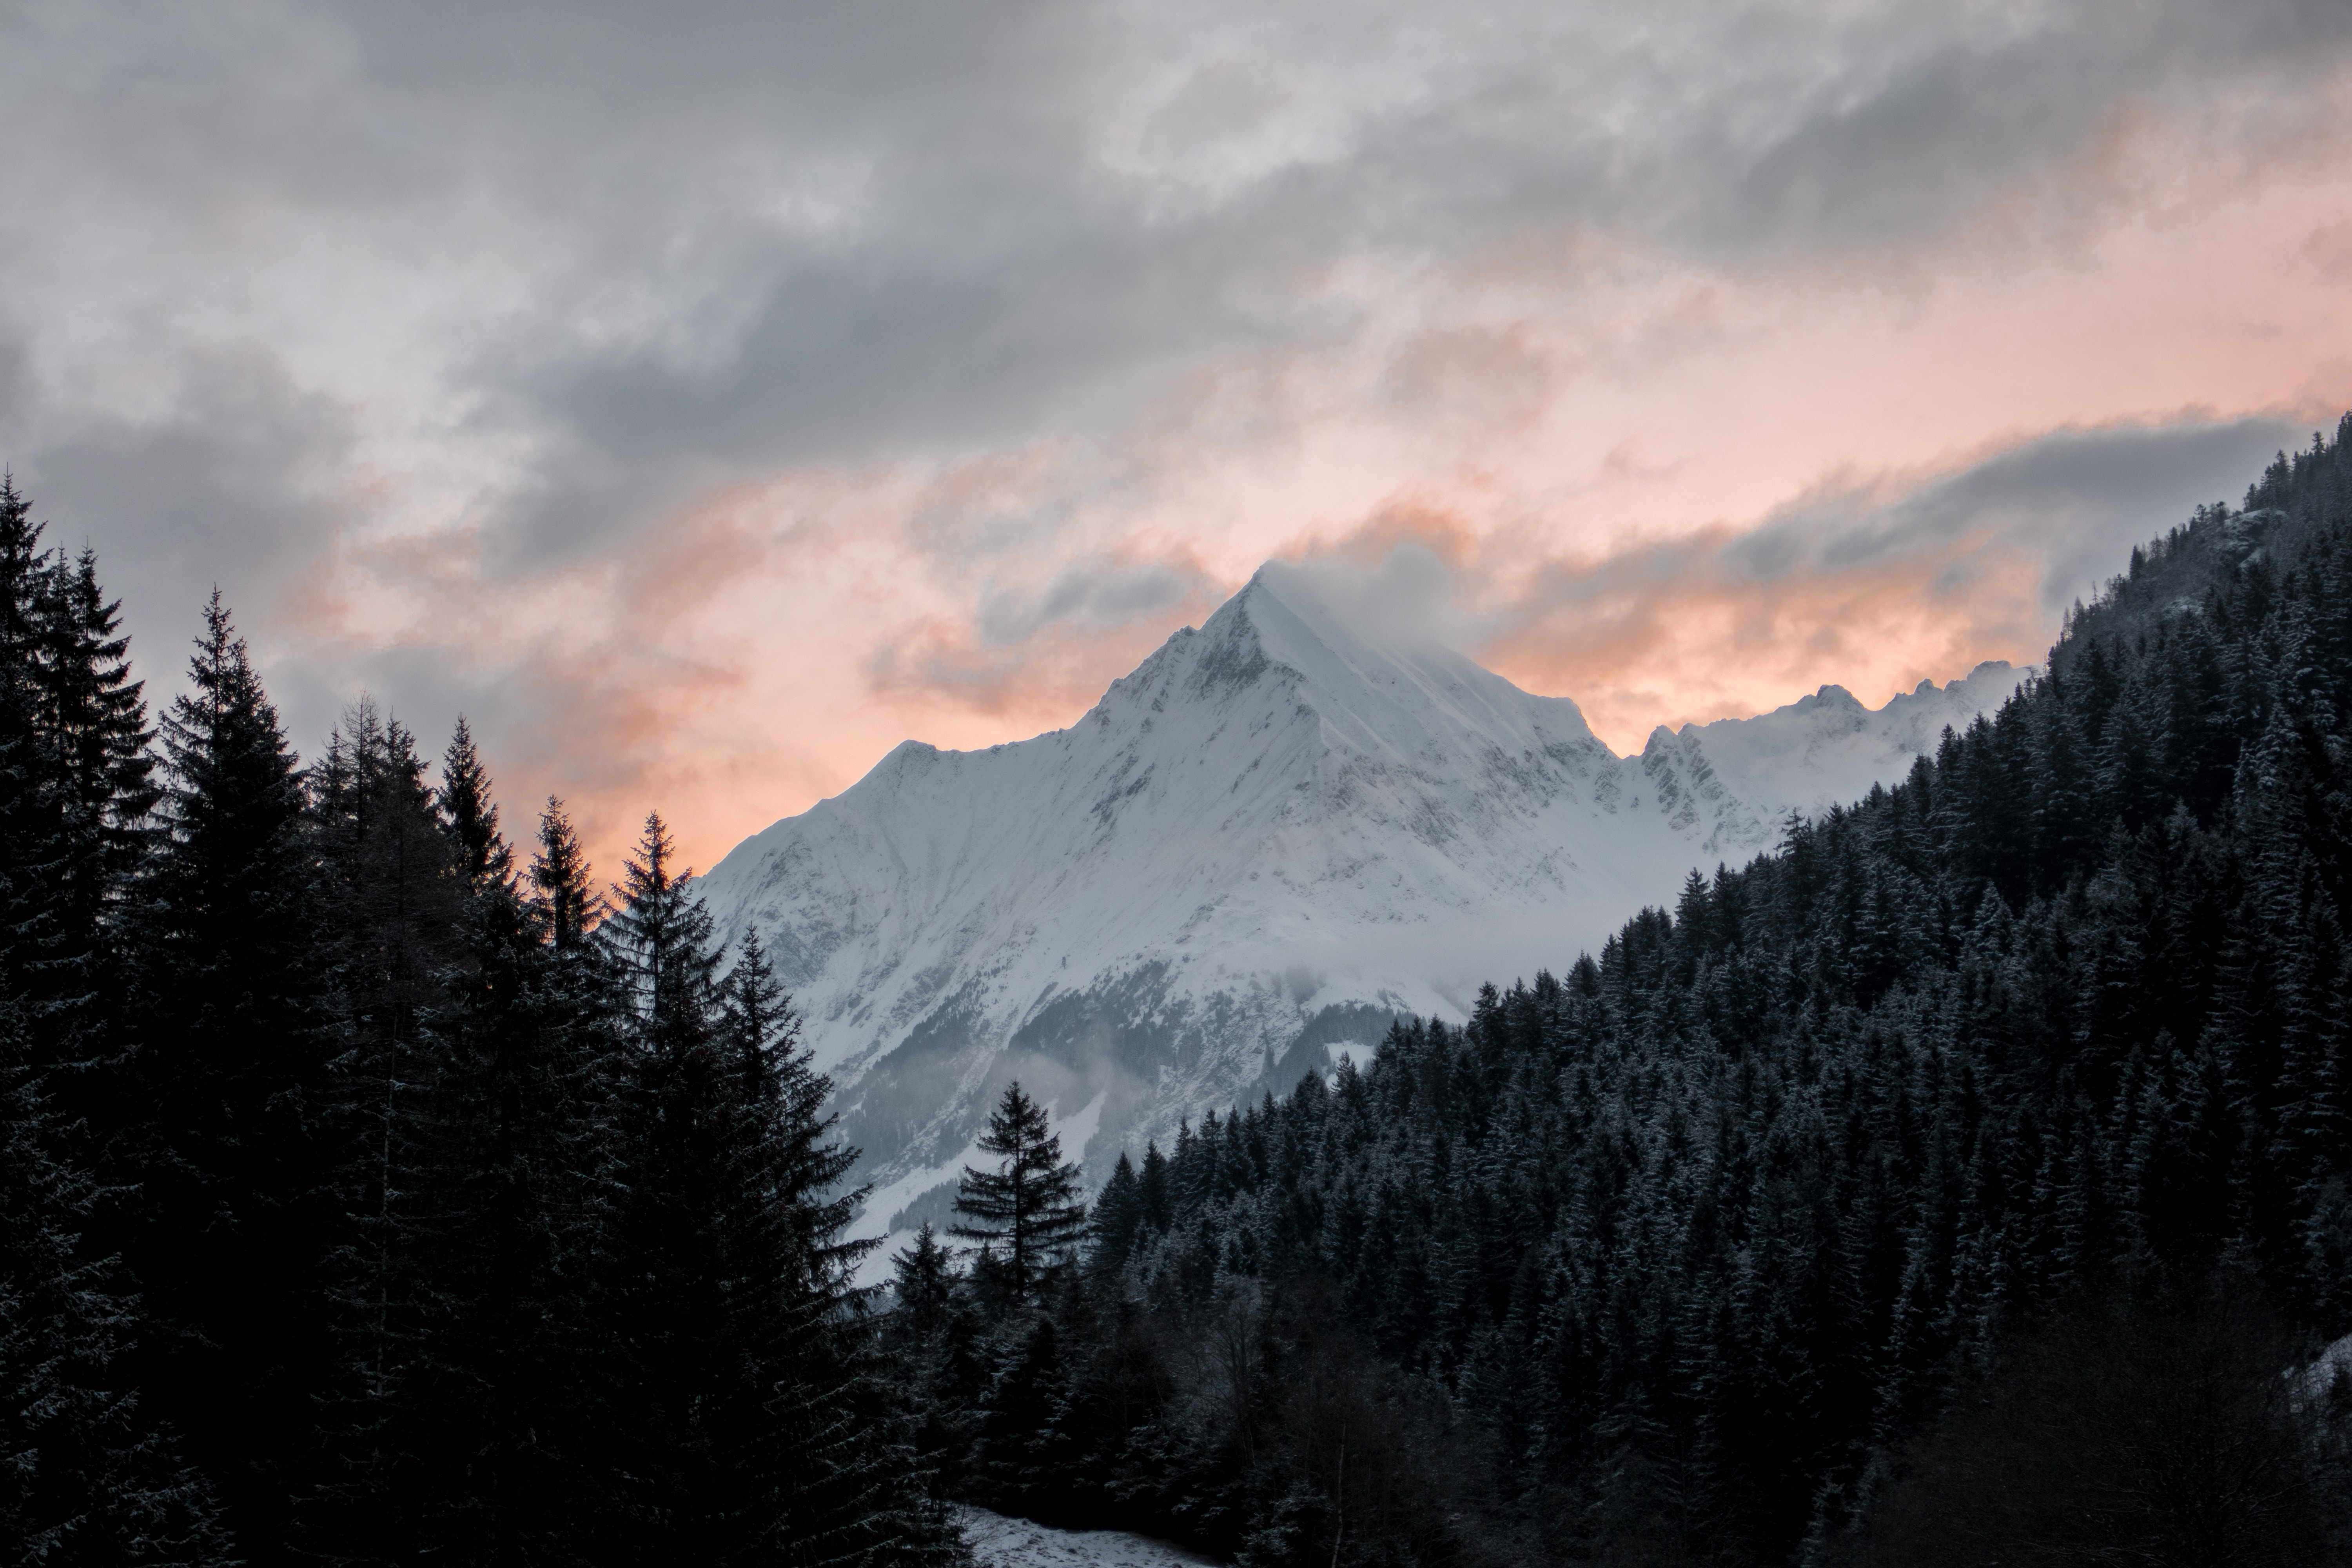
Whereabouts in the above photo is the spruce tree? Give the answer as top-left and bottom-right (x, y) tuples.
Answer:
(407, 776), (620, 1565)
(0, 997), (230, 1566)
(125, 593), (336, 1566)
(1088, 1152), (1143, 1275)
(437, 716), (508, 893)
(889, 1223), (958, 1341)
(0, 486), (214, 1564)
(530, 797), (599, 952)
(43, 548), (157, 973)
(950, 1082), (1088, 1307)
(0, 476), (71, 1037)
(303, 702), (469, 1563)
(599, 815), (921, 1564)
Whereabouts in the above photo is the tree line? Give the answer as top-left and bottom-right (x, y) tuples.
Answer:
(889, 417), (2352, 1565)
(0, 479), (955, 1566)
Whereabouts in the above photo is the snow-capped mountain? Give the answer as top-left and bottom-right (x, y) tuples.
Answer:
(697, 561), (2029, 1247)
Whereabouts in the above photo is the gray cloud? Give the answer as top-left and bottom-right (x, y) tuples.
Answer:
(4, 348), (360, 734)
(1722, 414), (2311, 621)
(974, 556), (1216, 646)
(2, 0), (2348, 780)
(20, 0), (2334, 552)
(468, 0), (2352, 568)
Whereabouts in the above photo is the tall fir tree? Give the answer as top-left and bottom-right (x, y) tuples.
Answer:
(437, 716), (509, 894)
(394, 773), (623, 1566)
(950, 1082), (1088, 1307)
(303, 702), (469, 1563)
(599, 814), (918, 1563)
(0, 477), (70, 1038)
(0, 484), (210, 1563)
(0, 998), (231, 1567)
(125, 593), (337, 1566)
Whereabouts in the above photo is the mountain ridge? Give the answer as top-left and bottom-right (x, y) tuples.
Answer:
(697, 561), (2031, 1252)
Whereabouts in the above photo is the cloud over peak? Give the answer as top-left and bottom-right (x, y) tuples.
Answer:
(0, 0), (2347, 869)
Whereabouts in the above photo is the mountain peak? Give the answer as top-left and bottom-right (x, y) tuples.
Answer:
(698, 564), (2036, 1270)
(1229, 558), (1463, 674)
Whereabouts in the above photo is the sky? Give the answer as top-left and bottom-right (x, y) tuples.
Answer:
(3, 0), (2350, 876)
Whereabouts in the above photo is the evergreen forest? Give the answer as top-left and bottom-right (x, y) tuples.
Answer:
(7, 417), (2352, 1567)
(0, 479), (955, 1565)
(895, 419), (2352, 1566)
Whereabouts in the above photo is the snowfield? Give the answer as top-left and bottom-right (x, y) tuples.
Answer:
(696, 560), (2031, 1260)
(953, 1506), (1220, 1568)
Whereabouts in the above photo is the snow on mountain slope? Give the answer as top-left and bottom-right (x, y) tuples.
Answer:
(696, 561), (2029, 1251)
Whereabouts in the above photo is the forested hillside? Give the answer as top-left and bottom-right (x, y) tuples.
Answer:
(893, 418), (2352, 1565)
(9, 413), (2352, 1568)
(0, 481), (953, 1566)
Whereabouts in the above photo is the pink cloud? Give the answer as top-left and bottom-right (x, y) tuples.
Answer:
(264, 80), (2352, 880)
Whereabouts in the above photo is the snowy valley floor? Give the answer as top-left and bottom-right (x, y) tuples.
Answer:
(952, 1506), (1220, 1567)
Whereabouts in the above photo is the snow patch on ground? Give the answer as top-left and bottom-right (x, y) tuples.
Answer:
(953, 1506), (1219, 1568)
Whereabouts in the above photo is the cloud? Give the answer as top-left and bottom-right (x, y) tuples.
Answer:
(5, 348), (362, 714)
(973, 554), (1220, 645)
(1471, 414), (2311, 746)
(13, 0), (2344, 572)
(868, 548), (1228, 720)
(1, 0), (2349, 870)
(1377, 323), (1560, 434)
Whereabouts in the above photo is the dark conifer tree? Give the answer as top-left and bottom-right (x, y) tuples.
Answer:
(1137, 1139), (1171, 1233)
(438, 716), (509, 893)
(1088, 1152), (1143, 1275)
(890, 1223), (958, 1341)
(530, 797), (599, 952)
(35, 546), (156, 1092)
(399, 772), (621, 1566)
(0, 485), (215, 1563)
(303, 702), (470, 1563)
(599, 815), (924, 1564)
(951, 1083), (1088, 1307)
(0, 477), (71, 1038)
(125, 593), (337, 1566)
(0, 995), (230, 1566)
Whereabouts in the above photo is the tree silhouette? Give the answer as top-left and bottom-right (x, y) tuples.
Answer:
(951, 1082), (1087, 1305)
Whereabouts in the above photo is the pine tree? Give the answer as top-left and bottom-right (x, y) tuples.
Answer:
(304, 702), (469, 1563)
(951, 1082), (1088, 1308)
(890, 1223), (958, 1340)
(124, 592), (337, 1566)
(530, 797), (599, 951)
(599, 815), (922, 1564)
(0, 488), (216, 1564)
(1088, 1152), (1143, 1275)
(1138, 1140), (1171, 1233)
(0, 475), (71, 1034)
(0, 993), (232, 1566)
(408, 764), (620, 1566)
(437, 716), (509, 893)
(36, 546), (156, 1070)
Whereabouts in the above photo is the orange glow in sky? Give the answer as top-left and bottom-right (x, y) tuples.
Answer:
(4, 7), (2349, 879)
(305, 110), (2352, 876)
